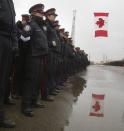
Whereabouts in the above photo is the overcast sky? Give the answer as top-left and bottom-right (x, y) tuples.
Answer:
(13, 0), (124, 62)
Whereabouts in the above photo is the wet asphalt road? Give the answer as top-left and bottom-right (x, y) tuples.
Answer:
(64, 65), (124, 131)
(0, 65), (124, 131)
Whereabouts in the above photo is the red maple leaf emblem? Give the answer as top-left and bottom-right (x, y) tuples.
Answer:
(93, 101), (101, 112)
(96, 18), (105, 28)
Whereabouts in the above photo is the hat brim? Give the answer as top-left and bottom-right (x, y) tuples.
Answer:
(49, 13), (58, 17)
(54, 25), (60, 28)
(54, 14), (58, 17)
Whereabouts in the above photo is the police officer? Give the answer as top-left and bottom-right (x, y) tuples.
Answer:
(53, 21), (64, 87)
(15, 14), (30, 97)
(43, 8), (59, 100)
(21, 4), (48, 117)
(0, 0), (16, 128)
(59, 28), (68, 82)
(66, 37), (75, 76)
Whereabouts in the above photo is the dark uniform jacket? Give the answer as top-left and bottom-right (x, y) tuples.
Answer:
(16, 21), (31, 56)
(45, 19), (61, 53)
(67, 43), (74, 59)
(56, 30), (62, 54)
(0, 0), (17, 50)
(62, 39), (74, 59)
(0, 0), (16, 36)
(27, 16), (48, 56)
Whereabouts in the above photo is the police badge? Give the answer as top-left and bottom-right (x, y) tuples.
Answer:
(24, 25), (31, 32)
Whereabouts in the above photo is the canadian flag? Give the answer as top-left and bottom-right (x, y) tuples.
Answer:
(89, 94), (105, 117)
(94, 12), (109, 37)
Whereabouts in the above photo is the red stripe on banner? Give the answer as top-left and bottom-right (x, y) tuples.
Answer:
(95, 30), (108, 37)
(90, 112), (104, 117)
(92, 94), (105, 100)
(94, 12), (109, 17)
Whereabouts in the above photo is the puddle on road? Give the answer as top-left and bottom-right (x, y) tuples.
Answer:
(64, 66), (124, 131)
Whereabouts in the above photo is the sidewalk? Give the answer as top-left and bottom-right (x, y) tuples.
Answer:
(0, 75), (86, 131)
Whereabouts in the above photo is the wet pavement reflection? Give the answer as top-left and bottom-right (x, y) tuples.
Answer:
(71, 75), (87, 103)
(1, 65), (124, 131)
(64, 65), (124, 131)
(1, 69), (86, 131)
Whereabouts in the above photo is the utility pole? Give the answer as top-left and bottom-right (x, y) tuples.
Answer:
(71, 10), (76, 45)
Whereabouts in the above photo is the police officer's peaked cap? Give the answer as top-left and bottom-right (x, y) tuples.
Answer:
(59, 28), (65, 33)
(65, 31), (69, 34)
(29, 4), (44, 14)
(21, 14), (30, 21)
(68, 37), (72, 40)
(53, 20), (60, 27)
(21, 14), (30, 17)
(64, 31), (69, 36)
(75, 47), (80, 51)
(54, 20), (59, 25)
(45, 8), (58, 16)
